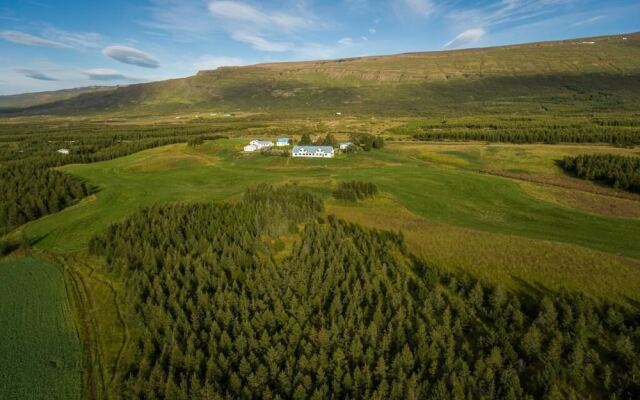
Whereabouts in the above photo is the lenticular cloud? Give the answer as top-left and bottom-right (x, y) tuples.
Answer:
(102, 45), (159, 68)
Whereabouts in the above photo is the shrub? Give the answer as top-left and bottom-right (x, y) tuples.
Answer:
(332, 181), (379, 201)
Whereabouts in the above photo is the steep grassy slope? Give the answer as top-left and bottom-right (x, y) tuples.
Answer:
(6, 33), (640, 116)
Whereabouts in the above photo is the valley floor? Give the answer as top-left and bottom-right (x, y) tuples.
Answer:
(17, 138), (640, 304)
(4, 138), (640, 397)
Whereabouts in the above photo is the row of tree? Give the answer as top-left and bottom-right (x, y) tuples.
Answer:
(413, 129), (640, 145)
(298, 133), (337, 147)
(349, 133), (385, 151)
(0, 119), (243, 166)
(296, 133), (385, 151)
(90, 185), (640, 399)
(0, 164), (91, 233)
(392, 117), (640, 145)
(0, 121), (231, 232)
(560, 154), (640, 193)
(332, 181), (379, 201)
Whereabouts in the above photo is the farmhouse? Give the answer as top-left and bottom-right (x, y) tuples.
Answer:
(276, 138), (290, 147)
(251, 140), (274, 149)
(57, 148), (70, 155)
(339, 142), (354, 150)
(244, 144), (258, 152)
(292, 146), (335, 158)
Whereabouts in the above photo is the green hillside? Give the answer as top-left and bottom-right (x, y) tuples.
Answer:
(0, 86), (114, 110)
(4, 33), (639, 116)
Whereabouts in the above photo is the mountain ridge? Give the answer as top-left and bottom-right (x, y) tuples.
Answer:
(2, 32), (639, 116)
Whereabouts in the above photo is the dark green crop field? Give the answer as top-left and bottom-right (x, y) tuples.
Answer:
(0, 257), (82, 400)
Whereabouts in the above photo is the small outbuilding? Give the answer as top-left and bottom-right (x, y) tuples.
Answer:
(57, 148), (70, 155)
(244, 144), (258, 152)
(276, 138), (290, 147)
(339, 142), (354, 150)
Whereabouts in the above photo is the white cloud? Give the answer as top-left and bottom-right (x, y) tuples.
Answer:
(142, 0), (212, 34)
(16, 68), (58, 81)
(1, 30), (70, 48)
(1, 28), (103, 50)
(208, 1), (317, 53)
(369, 28), (376, 34)
(571, 15), (604, 27)
(193, 56), (246, 71)
(102, 45), (160, 68)
(446, 0), (576, 30)
(208, 1), (308, 31)
(231, 32), (291, 52)
(37, 26), (104, 49)
(444, 28), (486, 49)
(338, 37), (353, 46)
(84, 68), (135, 81)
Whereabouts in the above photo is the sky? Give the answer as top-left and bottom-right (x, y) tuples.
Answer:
(0, 0), (638, 95)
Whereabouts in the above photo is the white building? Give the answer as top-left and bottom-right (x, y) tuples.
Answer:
(276, 138), (290, 147)
(292, 146), (334, 158)
(339, 142), (354, 150)
(57, 148), (70, 155)
(250, 140), (274, 150)
(244, 144), (258, 152)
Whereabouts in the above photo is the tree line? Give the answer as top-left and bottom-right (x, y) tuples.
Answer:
(391, 117), (640, 145)
(296, 133), (384, 151)
(412, 129), (640, 145)
(0, 121), (231, 233)
(560, 154), (640, 193)
(89, 185), (640, 399)
(0, 164), (91, 234)
(333, 181), (379, 201)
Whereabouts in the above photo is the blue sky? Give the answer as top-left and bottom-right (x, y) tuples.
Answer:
(1, 0), (638, 95)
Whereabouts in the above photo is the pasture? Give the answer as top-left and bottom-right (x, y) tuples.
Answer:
(0, 257), (82, 400)
(19, 139), (640, 304)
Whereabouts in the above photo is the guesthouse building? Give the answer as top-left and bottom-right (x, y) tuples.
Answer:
(292, 146), (335, 158)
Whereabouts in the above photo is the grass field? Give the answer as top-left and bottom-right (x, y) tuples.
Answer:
(18, 139), (640, 305)
(0, 257), (82, 400)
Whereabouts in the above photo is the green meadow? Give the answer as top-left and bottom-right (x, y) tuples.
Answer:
(20, 138), (640, 303)
(0, 257), (82, 400)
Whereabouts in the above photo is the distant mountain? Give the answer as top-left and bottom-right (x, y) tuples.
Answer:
(0, 86), (115, 110)
(3, 33), (639, 117)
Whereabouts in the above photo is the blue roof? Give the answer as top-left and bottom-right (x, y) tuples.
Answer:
(277, 138), (289, 142)
(292, 146), (334, 153)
